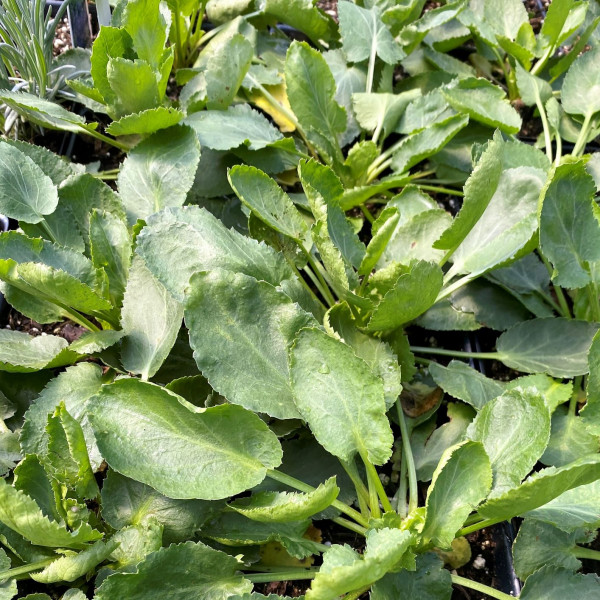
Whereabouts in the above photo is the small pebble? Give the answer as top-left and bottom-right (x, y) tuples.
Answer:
(473, 555), (486, 570)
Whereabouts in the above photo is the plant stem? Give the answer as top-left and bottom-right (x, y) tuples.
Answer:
(587, 281), (600, 322)
(266, 469), (369, 528)
(245, 569), (319, 584)
(302, 264), (333, 308)
(333, 517), (367, 536)
(86, 129), (130, 152)
(301, 249), (336, 307)
(533, 289), (564, 316)
(573, 111), (593, 156)
(0, 558), (55, 580)
(573, 546), (600, 561)
(539, 252), (572, 318)
(569, 376), (583, 417)
(395, 451), (408, 517)
(436, 273), (476, 302)
(451, 574), (518, 600)
(285, 255), (327, 313)
(360, 204), (375, 224)
(364, 459), (381, 519)
(531, 43), (555, 76)
(61, 308), (101, 332)
(342, 585), (372, 600)
(416, 184), (464, 197)
(396, 399), (418, 514)
(360, 452), (393, 514)
(457, 517), (503, 537)
(410, 346), (499, 361)
(366, 41), (377, 94)
(554, 132), (562, 166)
(536, 90), (553, 163)
(340, 459), (371, 518)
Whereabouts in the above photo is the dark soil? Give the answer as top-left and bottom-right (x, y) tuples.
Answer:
(53, 17), (72, 56)
(6, 308), (86, 343)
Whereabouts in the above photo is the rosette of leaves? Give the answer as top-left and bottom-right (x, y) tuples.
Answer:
(0, 131), (201, 378)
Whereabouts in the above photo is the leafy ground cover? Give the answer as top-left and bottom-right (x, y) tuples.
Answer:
(1, 0), (600, 599)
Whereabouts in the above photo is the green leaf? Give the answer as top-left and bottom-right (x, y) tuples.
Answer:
(228, 166), (308, 242)
(371, 553), (452, 600)
(21, 363), (107, 470)
(520, 566), (600, 600)
(95, 541), (252, 600)
(0, 91), (99, 136)
(89, 210), (131, 309)
(306, 528), (414, 600)
(184, 104), (283, 151)
(202, 512), (322, 559)
(515, 61), (552, 107)
(429, 360), (504, 411)
(2, 139), (81, 185)
(185, 270), (315, 419)
(204, 33), (253, 110)
(0, 330), (70, 373)
(358, 207), (400, 277)
(367, 261), (443, 331)
(90, 26), (134, 108)
(122, 0), (170, 68)
(338, 2), (404, 66)
(108, 520), (163, 568)
(353, 91), (420, 141)
(442, 78), (521, 133)
(107, 57), (160, 117)
(0, 260), (112, 321)
(582, 330), (600, 435)
(326, 302), (401, 409)
(13, 455), (61, 523)
(524, 479), (600, 532)
(45, 403), (99, 499)
(285, 41), (346, 166)
(448, 166), (545, 278)
(261, 0), (336, 45)
(135, 207), (299, 303)
(496, 318), (599, 378)
(0, 548), (17, 600)
(289, 327), (393, 465)
(391, 114), (469, 173)
(377, 200), (452, 267)
(412, 403), (476, 482)
(101, 470), (216, 544)
(0, 478), (101, 548)
(121, 256), (183, 380)
(56, 173), (127, 247)
(541, 406), (599, 467)
(0, 142), (58, 224)
(397, 89), (455, 135)
(539, 160), (600, 289)
(434, 136), (503, 252)
(421, 441), (491, 548)
(118, 125), (200, 225)
(31, 538), (118, 583)
(512, 519), (592, 579)
(90, 379), (282, 499)
(561, 47), (600, 117)
(106, 107), (184, 136)
(229, 477), (339, 523)
(467, 388), (551, 496)
(477, 454), (600, 522)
